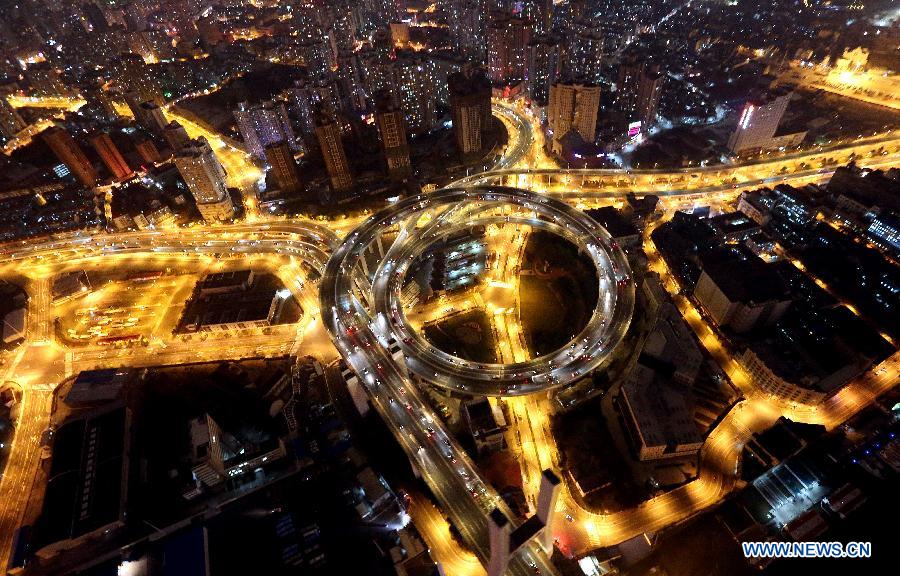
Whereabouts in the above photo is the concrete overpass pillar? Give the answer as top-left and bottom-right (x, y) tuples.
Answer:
(487, 508), (511, 576)
(536, 469), (561, 553)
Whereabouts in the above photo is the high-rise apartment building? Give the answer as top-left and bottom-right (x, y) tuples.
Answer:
(526, 35), (561, 107)
(618, 56), (664, 132)
(264, 141), (302, 194)
(727, 89), (793, 154)
(314, 108), (353, 195)
(89, 131), (132, 181)
(291, 78), (343, 140)
(374, 91), (411, 181)
(448, 68), (492, 156)
(547, 80), (600, 154)
(394, 56), (438, 135)
(163, 121), (191, 152)
(174, 137), (235, 221)
(234, 100), (299, 161)
(42, 126), (98, 187)
(487, 16), (531, 88)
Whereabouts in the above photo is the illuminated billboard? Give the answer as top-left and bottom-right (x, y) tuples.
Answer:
(627, 121), (642, 137)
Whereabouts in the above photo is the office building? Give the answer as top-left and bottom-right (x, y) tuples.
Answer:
(487, 16), (531, 89)
(174, 137), (234, 221)
(867, 211), (900, 253)
(89, 131), (132, 181)
(126, 95), (168, 135)
(42, 126), (98, 187)
(448, 68), (492, 156)
(314, 108), (353, 195)
(727, 88), (792, 154)
(374, 91), (411, 181)
(163, 120), (191, 152)
(264, 141), (302, 194)
(462, 398), (507, 454)
(234, 100), (298, 161)
(547, 80), (600, 153)
(618, 56), (664, 132)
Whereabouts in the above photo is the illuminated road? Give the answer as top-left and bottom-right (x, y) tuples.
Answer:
(0, 95), (897, 574)
(319, 187), (636, 575)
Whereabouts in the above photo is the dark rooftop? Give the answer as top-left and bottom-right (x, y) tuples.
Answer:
(698, 246), (789, 304)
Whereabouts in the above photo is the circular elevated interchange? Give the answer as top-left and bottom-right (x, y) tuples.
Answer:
(320, 186), (634, 574)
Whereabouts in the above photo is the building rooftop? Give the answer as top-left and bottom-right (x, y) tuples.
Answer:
(585, 206), (640, 239)
(34, 405), (130, 550)
(621, 365), (702, 450)
(707, 210), (761, 238)
(698, 246), (789, 305)
(65, 369), (131, 406)
(463, 397), (505, 438)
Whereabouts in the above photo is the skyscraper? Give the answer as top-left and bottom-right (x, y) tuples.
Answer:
(547, 80), (600, 154)
(487, 16), (531, 89)
(522, 0), (554, 35)
(0, 97), (26, 139)
(727, 88), (793, 154)
(174, 137), (235, 221)
(449, 68), (492, 156)
(526, 35), (561, 107)
(292, 78), (343, 139)
(234, 100), (298, 161)
(264, 141), (302, 194)
(89, 131), (132, 181)
(314, 108), (353, 195)
(374, 91), (412, 181)
(164, 121), (191, 152)
(126, 94), (168, 135)
(42, 126), (98, 187)
(618, 56), (664, 132)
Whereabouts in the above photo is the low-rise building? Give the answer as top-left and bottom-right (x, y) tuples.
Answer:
(707, 211), (761, 242)
(32, 405), (132, 560)
(618, 364), (703, 461)
(462, 397), (507, 454)
(179, 271), (298, 333)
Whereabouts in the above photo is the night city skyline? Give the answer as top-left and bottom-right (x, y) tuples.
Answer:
(0, 1), (898, 576)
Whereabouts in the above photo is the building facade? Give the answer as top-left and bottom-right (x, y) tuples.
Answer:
(727, 89), (792, 154)
(547, 80), (600, 153)
(174, 137), (234, 221)
(42, 126), (98, 187)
